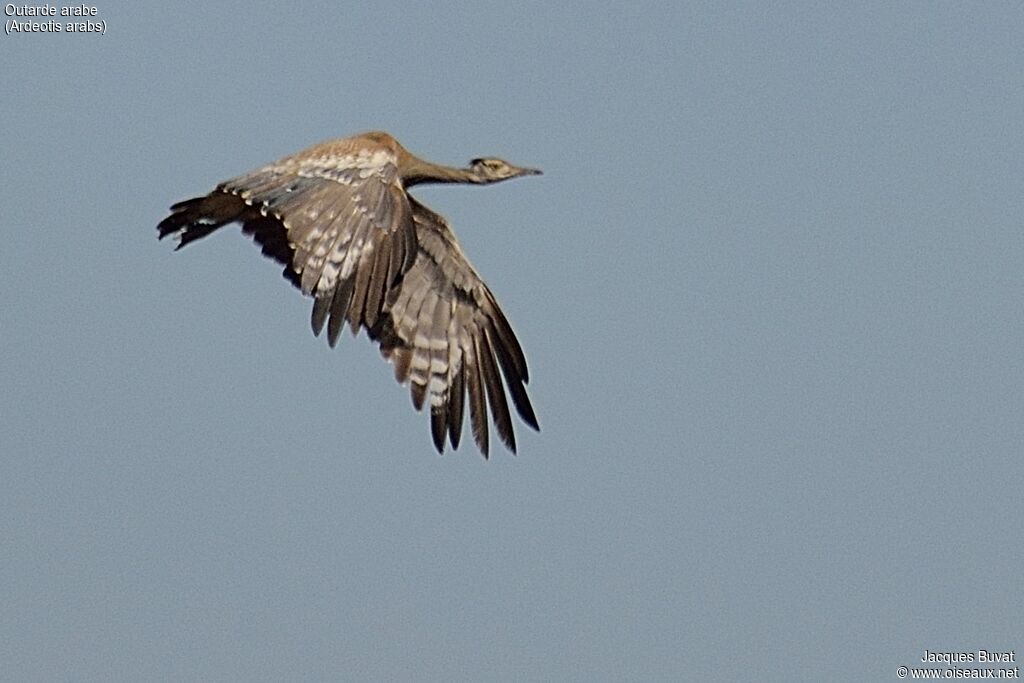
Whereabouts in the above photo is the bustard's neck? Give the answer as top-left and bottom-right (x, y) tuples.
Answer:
(401, 158), (484, 187)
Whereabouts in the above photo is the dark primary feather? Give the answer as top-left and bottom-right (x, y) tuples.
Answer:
(157, 192), (301, 287)
(157, 132), (538, 457)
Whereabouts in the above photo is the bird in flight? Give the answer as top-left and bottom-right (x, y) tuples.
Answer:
(157, 131), (541, 457)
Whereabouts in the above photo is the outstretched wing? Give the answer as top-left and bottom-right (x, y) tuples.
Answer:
(157, 138), (418, 339)
(371, 199), (538, 457)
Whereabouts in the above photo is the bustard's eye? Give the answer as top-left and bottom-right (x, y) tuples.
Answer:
(472, 158), (501, 169)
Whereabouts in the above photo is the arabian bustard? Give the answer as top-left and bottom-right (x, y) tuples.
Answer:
(157, 131), (541, 457)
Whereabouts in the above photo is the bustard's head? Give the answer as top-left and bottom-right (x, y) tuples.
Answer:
(469, 157), (543, 183)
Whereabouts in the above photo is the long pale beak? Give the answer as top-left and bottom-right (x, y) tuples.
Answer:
(517, 166), (543, 177)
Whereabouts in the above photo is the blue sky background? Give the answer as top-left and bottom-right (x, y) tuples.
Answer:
(2, 2), (1022, 680)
